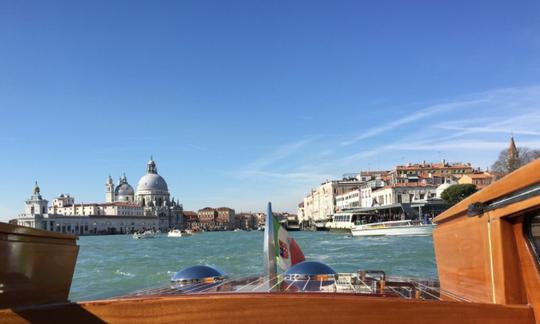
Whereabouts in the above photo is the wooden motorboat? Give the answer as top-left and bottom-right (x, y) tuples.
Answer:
(1, 160), (540, 323)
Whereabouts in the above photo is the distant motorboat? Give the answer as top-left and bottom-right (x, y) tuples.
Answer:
(168, 229), (193, 237)
(132, 230), (156, 239)
(233, 229), (240, 232)
(167, 229), (183, 237)
(351, 220), (434, 237)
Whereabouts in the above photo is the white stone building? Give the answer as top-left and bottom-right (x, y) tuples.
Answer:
(360, 178), (386, 208)
(371, 184), (438, 206)
(15, 159), (183, 234)
(300, 179), (362, 224)
(335, 189), (361, 211)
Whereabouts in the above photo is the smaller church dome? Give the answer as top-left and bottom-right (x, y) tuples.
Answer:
(115, 174), (135, 200)
(115, 183), (134, 196)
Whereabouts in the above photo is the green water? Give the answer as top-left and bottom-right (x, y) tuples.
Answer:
(70, 231), (437, 301)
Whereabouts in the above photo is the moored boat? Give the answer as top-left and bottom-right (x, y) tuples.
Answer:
(351, 219), (434, 237)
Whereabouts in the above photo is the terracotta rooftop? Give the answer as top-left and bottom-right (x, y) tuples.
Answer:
(373, 183), (438, 191)
(395, 162), (472, 170)
(465, 173), (495, 179)
(101, 202), (141, 207)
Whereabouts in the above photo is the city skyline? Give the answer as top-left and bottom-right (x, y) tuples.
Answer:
(2, 1), (540, 221)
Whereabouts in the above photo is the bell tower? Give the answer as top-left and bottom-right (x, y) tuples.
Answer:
(105, 175), (115, 203)
(24, 181), (49, 216)
(507, 136), (520, 173)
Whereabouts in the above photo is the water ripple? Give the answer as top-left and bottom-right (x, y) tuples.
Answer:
(70, 231), (437, 301)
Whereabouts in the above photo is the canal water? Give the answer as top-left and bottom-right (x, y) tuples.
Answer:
(70, 231), (437, 301)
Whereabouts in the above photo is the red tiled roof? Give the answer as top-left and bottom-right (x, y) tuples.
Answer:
(395, 162), (472, 170)
(465, 173), (494, 179)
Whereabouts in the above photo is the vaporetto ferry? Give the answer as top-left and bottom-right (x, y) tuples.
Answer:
(325, 211), (359, 232)
(350, 219), (434, 237)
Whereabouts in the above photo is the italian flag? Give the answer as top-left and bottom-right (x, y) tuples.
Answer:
(271, 214), (305, 271)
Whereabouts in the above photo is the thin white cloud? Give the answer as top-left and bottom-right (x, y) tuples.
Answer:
(240, 170), (333, 182)
(340, 99), (488, 146)
(436, 126), (540, 136)
(244, 138), (314, 172)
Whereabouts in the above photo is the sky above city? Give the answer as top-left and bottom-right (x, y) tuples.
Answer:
(1, 0), (540, 221)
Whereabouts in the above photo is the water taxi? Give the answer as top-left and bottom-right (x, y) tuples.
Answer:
(167, 229), (183, 237)
(350, 219), (434, 237)
(132, 230), (156, 239)
(1, 159), (540, 323)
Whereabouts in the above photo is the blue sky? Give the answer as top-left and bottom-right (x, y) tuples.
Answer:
(1, 0), (540, 220)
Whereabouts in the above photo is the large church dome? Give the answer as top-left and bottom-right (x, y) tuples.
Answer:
(136, 158), (169, 194)
(137, 173), (168, 192)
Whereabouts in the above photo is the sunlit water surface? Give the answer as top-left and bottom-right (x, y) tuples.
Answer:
(70, 231), (437, 301)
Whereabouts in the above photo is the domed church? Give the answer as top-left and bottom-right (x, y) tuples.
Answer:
(105, 157), (182, 229)
(135, 158), (170, 207)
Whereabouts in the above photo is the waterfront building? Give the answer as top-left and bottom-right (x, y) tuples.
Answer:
(16, 183), (159, 234)
(389, 160), (473, 185)
(458, 172), (496, 190)
(301, 178), (362, 225)
(371, 183), (438, 206)
(336, 189), (361, 211)
(360, 177), (386, 208)
(198, 207), (217, 226)
(298, 161), (483, 229)
(182, 211), (198, 228)
(297, 202), (306, 226)
(235, 213), (255, 229)
(216, 207), (235, 228)
(14, 159), (183, 234)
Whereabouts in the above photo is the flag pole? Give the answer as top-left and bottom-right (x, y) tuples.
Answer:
(263, 202), (277, 281)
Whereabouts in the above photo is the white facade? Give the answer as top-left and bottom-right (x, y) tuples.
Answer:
(372, 185), (437, 206)
(301, 179), (362, 223)
(336, 189), (361, 211)
(49, 199), (145, 217)
(360, 179), (386, 208)
(17, 186), (159, 235)
(16, 159), (183, 234)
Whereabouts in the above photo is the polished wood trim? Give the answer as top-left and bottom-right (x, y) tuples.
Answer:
(489, 216), (526, 304)
(0, 223), (78, 309)
(0, 293), (535, 324)
(433, 215), (493, 303)
(514, 217), (540, 324)
(0, 222), (78, 241)
(434, 207), (538, 307)
(435, 159), (540, 224)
